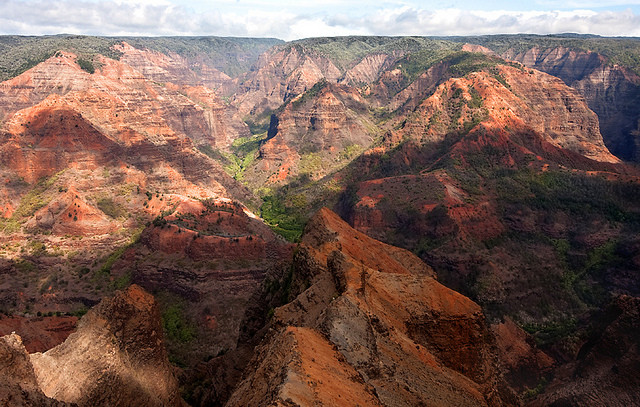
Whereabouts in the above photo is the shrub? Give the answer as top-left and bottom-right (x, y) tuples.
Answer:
(162, 303), (196, 343)
(76, 57), (95, 74)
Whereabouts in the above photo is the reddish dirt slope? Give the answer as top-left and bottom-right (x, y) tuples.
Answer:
(228, 208), (516, 406)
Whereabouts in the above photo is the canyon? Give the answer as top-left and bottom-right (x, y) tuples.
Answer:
(1, 34), (639, 406)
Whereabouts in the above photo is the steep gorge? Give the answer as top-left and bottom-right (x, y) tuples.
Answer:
(1, 35), (640, 406)
(495, 44), (640, 161)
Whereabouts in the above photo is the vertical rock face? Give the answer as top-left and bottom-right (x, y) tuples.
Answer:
(247, 82), (376, 186)
(0, 333), (71, 406)
(0, 51), (94, 121)
(115, 41), (234, 92)
(29, 285), (184, 407)
(233, 44), (342, 115)
(491, 318), (555, 391)
(504, 46), (640, 161)
(0, 48), (258, 310)
(227, 208), (514, 407)
(340, 53), (396, 86)
(0, 49), (249, 155)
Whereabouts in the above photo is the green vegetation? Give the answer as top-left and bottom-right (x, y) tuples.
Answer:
(0, 35), (123, 80)
(162, 302), (196, 343)
(291, 79), (328, 109)
(15, 259), (35, 273)
(396, 47), (458, 81)
(122, 36), (282, 78)
(76, 57), (95, 74)
(447, 51), (519, 78)
(93, 226), (144, 285)
(442, 34), (640, 76)
(298, 152), (324, 176)
(111, 272), (131, 290)
(97, 197), (127, 219)
(261, 194), (305, 242)
(94, 245), (127, 280)
(0, 172), (63, 233)
(243, 115), (271, 135)
(522, 377), (549, 400)
(339, 144), (362, 161)
(28, 241), (47, 256)
(522, 318), (578, 347)
(289, 36), (459, 72)
(199, 135), (266, 182)
(495, 169), (640, 224)
(197, 144), (231, 164)
(0, 35), (282, 82)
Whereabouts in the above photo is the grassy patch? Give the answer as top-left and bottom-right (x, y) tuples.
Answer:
(162, 302), (196, 343)
(261, 195), (305, 242)
(97, 197), (127, 219)
(445, 34), (640, 77)
(224, 133), (267, 181)
(289, 36), (458, 73)
(522, 318), (578, 347)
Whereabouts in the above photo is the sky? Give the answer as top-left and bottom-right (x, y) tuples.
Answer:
(1, 0), (639, 40)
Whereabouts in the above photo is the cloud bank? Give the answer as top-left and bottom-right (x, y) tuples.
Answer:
(1, 1), (639, 39)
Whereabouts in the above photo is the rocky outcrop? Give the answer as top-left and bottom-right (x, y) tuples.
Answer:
(0, 48), (258, 281)
(226, 326), (382, 406)
(0, 100), (121, 183)
(0, 51), (94, 122)
(491, 318), (554, 391)
(0, 50), (249, 153)
(30, 285), (185, 406)
(115, 42), (234, 93)
(0, 333), (71, 406)
(503, 46), (640, 161)
(340, 53), (395, 86)
(327, 54), (639, 362)
(227, 208), (514, 406)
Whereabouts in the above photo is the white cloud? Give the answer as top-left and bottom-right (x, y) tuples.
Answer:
(0, 1), (639, 39)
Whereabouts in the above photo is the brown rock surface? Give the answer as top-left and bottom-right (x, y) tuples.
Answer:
(228, 208), (514, 406)
(115, 41), (234, 93)
(234, 44), (342, 115)
(502, 46), (640, 161)
(30, 285), (185, 406)
(0, 333), (71, 406)
(122, 197), (292, 365)
(399, 65), (619, 163)
(226, 326), (382, 407)
(247, 82), (376, 186)
(340, 53), (395, 86)
(0, 47), (258, 318)
(0, 315), (77, 353)
(334, 61), (636, 331)
(491, 318), (554, 391)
